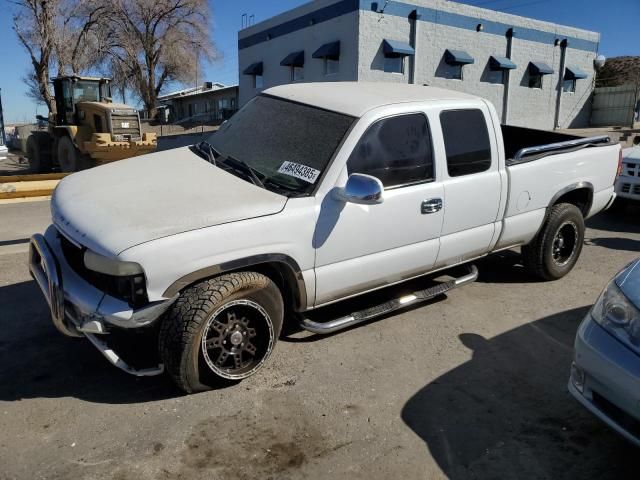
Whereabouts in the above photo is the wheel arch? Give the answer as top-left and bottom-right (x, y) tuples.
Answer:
(162, 254), (308, 312)
(548, 182), (594, 217)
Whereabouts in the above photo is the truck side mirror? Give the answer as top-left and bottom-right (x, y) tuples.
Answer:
(333, 173), (384, 205)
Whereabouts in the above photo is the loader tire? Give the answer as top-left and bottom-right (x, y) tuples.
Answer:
(26, 135), (52, 173)
(57, 136), (92, 172)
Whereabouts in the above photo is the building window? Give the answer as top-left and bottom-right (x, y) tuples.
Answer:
(291, 66), (304, 82)
(443, 63), (463, 80)
(527, 62), (553, 89)
(529, 74), (543, 89)
(325, 57), (339, 75)
(313, 41), (341, 76)
(486, 69), (505, 85)
(440, 109), (492, 177)
(486, 56), (516, 85)
(381, 39), (413, 74)
(254, 75), (263, 89)
(563, 79), (576, 93)
(384, 56), (404, 74)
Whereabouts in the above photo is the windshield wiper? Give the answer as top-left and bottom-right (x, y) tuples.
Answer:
(219, 156), (265, 189)
(190, 141), (221, 166)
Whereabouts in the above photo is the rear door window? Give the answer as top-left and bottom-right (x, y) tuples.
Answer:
(347, 113), (434, 188)
(440, 109), (492, 177)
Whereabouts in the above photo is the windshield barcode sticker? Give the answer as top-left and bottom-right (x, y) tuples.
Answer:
(277, 161), (321, 184)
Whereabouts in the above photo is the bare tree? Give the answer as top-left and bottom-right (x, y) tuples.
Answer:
(12, 0), (113, 114)
(54, 1), (112, 75)
(106, 0), (217, 116)
(12, 0), (59, 113)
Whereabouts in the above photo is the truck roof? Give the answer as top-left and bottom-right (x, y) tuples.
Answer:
(263, 82), (478, 117)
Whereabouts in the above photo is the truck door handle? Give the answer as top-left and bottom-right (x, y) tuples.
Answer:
(421, 198), (442, 214)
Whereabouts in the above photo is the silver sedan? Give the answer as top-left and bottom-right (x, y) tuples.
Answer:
(569, 258), (640, 447)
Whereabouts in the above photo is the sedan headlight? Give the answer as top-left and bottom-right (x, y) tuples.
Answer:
(591, 280), (640, 349)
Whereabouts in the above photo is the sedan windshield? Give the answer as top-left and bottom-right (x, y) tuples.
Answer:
(206, 95), (355, 195)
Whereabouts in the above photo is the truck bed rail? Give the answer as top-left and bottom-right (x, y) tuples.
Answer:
(508, 135), (611, 166)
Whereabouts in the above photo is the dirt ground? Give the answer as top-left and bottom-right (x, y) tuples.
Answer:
(0, 202), (639, 480)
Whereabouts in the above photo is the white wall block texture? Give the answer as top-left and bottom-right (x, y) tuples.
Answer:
(238, 0), (599, 127)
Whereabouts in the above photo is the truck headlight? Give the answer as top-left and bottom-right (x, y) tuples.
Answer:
(83, 251), (148, 308)
(591, 281), (640, 348)
(84, 250), (143, 276)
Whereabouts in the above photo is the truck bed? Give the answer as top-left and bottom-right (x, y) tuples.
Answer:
(501, 125), (609, 165)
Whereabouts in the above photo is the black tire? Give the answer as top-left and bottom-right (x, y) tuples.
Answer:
(159, 272), (284, 393)
(26, 135), (52, 173)
(522, 203), (585, 281)
(57, 136), (92, 172)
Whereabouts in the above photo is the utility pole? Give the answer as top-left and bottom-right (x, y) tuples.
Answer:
(0, 88), (6, 147)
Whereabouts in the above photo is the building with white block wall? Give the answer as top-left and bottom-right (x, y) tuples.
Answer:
(238, 0), (600, 129)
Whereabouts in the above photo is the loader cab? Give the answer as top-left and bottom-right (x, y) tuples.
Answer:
(52, 76), (112, 126)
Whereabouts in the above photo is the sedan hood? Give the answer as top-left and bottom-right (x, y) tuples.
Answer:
(51, 147), (287, 254)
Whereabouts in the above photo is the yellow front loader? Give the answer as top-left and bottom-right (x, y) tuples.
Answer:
(27, 76), (157, 173)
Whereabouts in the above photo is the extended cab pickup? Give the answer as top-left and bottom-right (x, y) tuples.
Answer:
(29, 83), (620, 392)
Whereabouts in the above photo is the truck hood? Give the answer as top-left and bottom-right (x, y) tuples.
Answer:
(51, 147), (287, 254)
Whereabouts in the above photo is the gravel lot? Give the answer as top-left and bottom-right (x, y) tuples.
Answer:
(0, 201), (639, 480)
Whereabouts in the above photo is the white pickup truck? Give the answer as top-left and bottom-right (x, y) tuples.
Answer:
(29, 83), (620, 392)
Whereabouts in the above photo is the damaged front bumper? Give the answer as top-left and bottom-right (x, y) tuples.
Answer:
(28, 227), (176, 376)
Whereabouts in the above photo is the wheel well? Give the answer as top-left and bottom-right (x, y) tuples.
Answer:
(552, 187), (592, 217)
(249, 262), (303, 315)
(174, 261), (305, 316)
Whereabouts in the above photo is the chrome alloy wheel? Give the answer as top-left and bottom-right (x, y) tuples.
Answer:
(552, 221), (579, 267)
(200, 299), (274, 380)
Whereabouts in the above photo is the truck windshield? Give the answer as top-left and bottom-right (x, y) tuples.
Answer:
(207, 95), (355, 195)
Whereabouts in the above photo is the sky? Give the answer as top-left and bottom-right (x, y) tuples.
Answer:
(1, 0), (638, 124)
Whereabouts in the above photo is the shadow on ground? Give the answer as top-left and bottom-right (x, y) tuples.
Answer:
(0, 280), (180, 403)
(401, 306), (636, 480)
(587, 207), (640, 235)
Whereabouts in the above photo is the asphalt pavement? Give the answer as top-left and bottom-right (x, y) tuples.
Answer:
(0, 200), (639, 480)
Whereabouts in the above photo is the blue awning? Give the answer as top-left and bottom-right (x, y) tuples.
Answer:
(565, 66), (588, 80)
(243, 62), (263, 75)
(382, 39), (414, 57)
(529, 61), (554, 75)
(313, 41), (340, 59)
(489, 56), (517, 70)
(280, 51), (305, 67)
(445, 49), (474, 65)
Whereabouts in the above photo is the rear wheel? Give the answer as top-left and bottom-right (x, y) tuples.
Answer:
(522, 203), (585, 280)
(159, 272), (284, 393)
(57, 136), (92, 172)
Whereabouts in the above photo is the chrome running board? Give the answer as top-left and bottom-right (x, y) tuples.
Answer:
(300, 265), (478, 335)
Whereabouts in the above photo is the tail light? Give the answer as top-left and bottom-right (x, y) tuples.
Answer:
(617, 148), (623, 177)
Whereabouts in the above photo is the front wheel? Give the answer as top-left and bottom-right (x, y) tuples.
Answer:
(522, 203), (585, 281)
(159, 272), (283, 393)
(57, 136), (92, 172)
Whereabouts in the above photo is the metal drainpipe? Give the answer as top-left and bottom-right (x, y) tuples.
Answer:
(554, 38), (569, 129)
(502, 28), (515, 124)
(409, 10), (420, 84)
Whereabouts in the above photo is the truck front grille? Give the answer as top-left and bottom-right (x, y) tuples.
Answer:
(625, 163), (639, 177)
(110, 112), (141, 141)
(620, 183), (640, 195)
